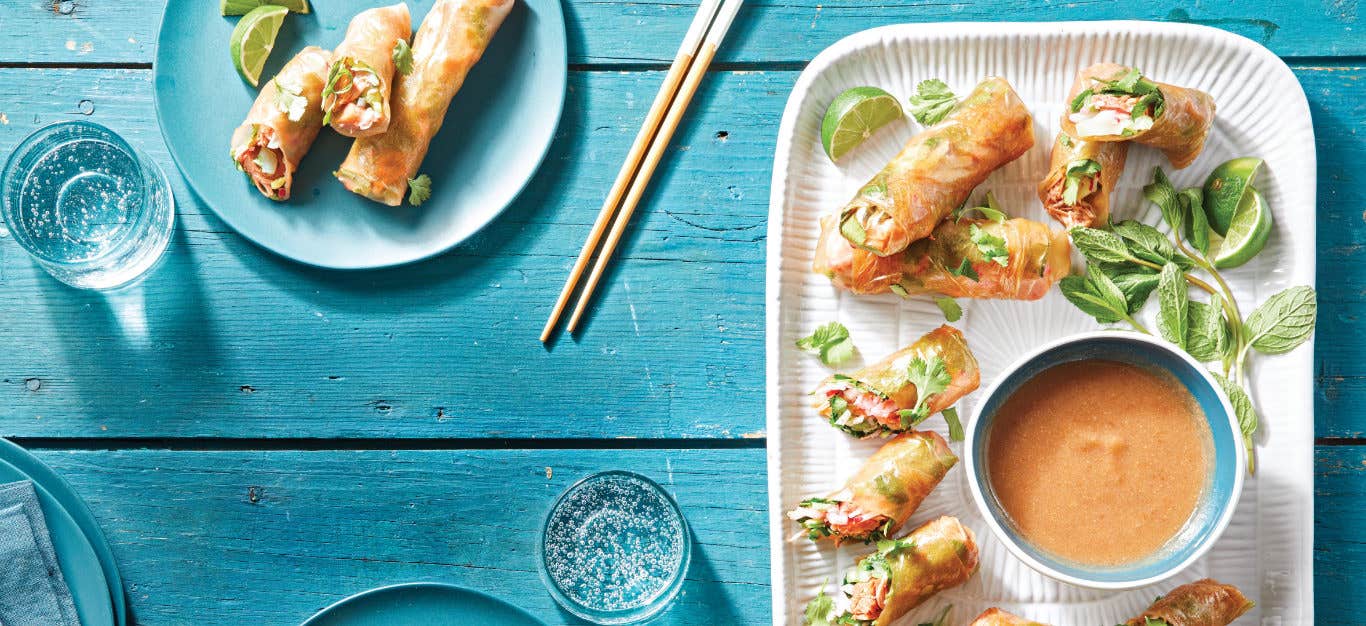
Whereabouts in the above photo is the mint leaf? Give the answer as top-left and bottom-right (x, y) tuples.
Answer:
(407, 174), (433, 206)
(1144, 167), (1185, 236)
(969, 224), (1009, 266)
(907, 79), (958, 126)
(1112, 220), (1177, 266)
(796, 321), (857, 367)
(392, 39), (414, 75)
(954, 191), (1008, 224)
(1186, 294), (1230, 362)
(1213, 373), (1259, 473)
(935, 297), (962, 322)
(1069, 227), (1130, 265)
(1060, 265), (1129, 324)
(1157, 262), (1188, 349)
(1105, 265), (1160, 313)
(1244, 286), (1318, 355)
(1181, 188), (1211, 256)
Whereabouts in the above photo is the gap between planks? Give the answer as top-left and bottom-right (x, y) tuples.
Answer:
(9, 436), (769, 451)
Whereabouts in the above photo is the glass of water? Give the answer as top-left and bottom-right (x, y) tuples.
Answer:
(2, 121), (174, 289)
(539, 470), (691, 624)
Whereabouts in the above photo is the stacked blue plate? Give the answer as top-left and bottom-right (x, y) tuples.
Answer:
(0, 438), (126, 626)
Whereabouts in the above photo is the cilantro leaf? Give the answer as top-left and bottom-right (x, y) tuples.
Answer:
(407, 174), (433, 206)
(969, 224), (1009, 266)
(899, 356), (951, 428)
(876, 536), (916, 556)
(796, 321), (857, 367)
(803, 583), (836, 626)
(272, 79), (309, 122)
(392, 39), (414, 75)
(935, 297), (962, 322)
(1061, 159), (1102, 206)
(907, 79), (958, 126)
(949, 258), (979, 282)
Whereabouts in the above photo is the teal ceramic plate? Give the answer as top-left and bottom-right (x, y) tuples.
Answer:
(0, 439), (125, 625)
(153, 0), (567, 269)
(301, 582), (546, 626)
(0, 456), (115, 626)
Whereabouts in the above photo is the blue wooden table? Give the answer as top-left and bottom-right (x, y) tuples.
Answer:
(0, 2), (1361, 624)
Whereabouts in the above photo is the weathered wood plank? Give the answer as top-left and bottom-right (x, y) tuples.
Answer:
(0, 64), (1360, 438)
(0, 67), (774, 439)
(31, 447), (769, 625)
(1314, 445), (1366, 623)
(5, 0), (1363, 65)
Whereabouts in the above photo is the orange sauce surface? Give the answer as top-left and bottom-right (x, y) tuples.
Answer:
(986, 360), (1211, 566)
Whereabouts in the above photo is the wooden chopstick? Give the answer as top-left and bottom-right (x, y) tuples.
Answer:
(539, 0), (725, 343)
(564, 0), (745, 335)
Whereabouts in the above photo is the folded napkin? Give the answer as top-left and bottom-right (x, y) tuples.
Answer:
(0, 480), (80, 626)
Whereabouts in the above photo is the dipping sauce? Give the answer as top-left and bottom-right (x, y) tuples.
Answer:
(986, 360), (1211, 566)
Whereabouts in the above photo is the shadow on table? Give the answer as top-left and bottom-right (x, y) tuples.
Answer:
(33, 217), (223, 426)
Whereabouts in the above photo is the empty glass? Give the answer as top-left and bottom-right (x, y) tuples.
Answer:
(2, 121), (174, 289)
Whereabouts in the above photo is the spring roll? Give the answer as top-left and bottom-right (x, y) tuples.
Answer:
(814, 214), (1071, 301)
(1061, 63), (1215, 169)
(804, 516), (979, 626)
(336, 0), (515, 206)
(812, 326), (979, 438)
(322, 4), (413, 138)
(1125, 579), (1254, 626)
(789, 431), (957, 544)
(1037, 129), (1129, 228)
(230, 46), (331, 201)
(970, 608), (1050, 626)
(836, 77), (1034, 257)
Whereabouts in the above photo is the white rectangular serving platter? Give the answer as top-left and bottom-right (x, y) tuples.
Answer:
(765, 21), (1315, 625)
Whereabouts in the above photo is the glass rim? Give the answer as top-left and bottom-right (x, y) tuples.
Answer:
(537, 469), (692, 625)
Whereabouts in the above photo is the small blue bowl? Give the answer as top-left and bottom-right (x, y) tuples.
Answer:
(964, 331), (1244, 590)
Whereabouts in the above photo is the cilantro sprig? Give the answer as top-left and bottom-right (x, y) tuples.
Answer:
(407, 174), (433, 206)
(392, 39), (414, 75)
(907, 79), (958, 126)
(1070, 67), (1166, 120)
(897, 356), (950, 429)
(797, 321), (857, 367)
(969, 224), (1009, 266)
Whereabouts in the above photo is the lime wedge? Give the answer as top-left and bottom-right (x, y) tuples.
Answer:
(821, 86), (903, 162)
(229, 5), (289, 88)
(1203, 157), (1263, 235)
(1210, 187), (1272, 269)
(222, 0), (309, 16)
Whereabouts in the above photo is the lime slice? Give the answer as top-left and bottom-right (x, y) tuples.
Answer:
(1210, 187), (1272, 269)
(821, 86), (903, 162)
(229, 5), (289, 88)
(222, 0), (309, 16)
(1203, 157), (1263, 236)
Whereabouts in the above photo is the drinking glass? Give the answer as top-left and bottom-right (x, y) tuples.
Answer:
(2, 121), (174, 289)
(539, 470), (691, 624)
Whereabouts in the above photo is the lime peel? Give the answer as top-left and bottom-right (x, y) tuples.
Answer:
(821, 86), (903, 162)
(230, 5), (290, 88)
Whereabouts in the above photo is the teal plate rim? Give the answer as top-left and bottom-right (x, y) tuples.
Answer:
(151, 0), (568, 270)
(300, 581), (547, 626)
(0, 444), (118, 626)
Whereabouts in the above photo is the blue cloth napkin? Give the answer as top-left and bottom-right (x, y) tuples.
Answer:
(0, 480), (80, 626)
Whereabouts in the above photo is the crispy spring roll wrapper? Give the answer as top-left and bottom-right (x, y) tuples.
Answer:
(336, 0), (515, 206)
(1036, 129), (1129, 228)
(814, 214), (1072, 301)
(323, 4), (413, 137)
(1061, 63), (1216, 169)
(971, 608), (1051, 626)
(1125, 579), (1254, 626)
(812, 326), (979, 438)
(230, 46), (331, 201)
(806, 516), (979, 626)
(837, 77), (1035, 256)
(788, 431), (957, 543)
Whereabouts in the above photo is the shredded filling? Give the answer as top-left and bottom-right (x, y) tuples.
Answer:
(1069, 92), (1155, 137)
(822, 381), (901, 435)
(789, 497), (891, 542)
(233, 126), (289, 200)
(324, 62), (384, 131)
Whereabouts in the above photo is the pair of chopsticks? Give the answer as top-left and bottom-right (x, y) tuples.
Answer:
(540, 0), (745, 343)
